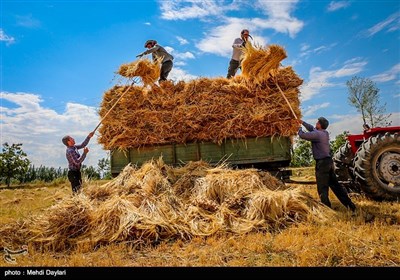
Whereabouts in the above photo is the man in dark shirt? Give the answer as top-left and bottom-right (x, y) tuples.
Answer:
(298, 117), (356, 212)
(62, 132), (94, 194)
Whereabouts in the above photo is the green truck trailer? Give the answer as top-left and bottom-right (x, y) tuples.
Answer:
(110, 136), (293, 180)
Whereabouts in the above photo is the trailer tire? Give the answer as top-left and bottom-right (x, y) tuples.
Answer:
(353, 132), (400, 201)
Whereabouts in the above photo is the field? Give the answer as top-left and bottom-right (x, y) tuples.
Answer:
(0, 166), (399, 269)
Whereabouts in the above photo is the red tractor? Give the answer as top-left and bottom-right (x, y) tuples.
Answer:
(333, 126), (400, 201)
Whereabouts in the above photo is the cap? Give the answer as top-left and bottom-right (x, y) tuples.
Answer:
(318, 117), (329, 129)
(241, 29), (250, 35)
(144, 40), (157, 48)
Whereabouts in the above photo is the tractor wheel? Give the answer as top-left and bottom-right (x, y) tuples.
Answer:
(353, 132), (400, 201)
(333, 141), (359, 193)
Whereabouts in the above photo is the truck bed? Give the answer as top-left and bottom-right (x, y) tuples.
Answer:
(110, 136), (292, 177)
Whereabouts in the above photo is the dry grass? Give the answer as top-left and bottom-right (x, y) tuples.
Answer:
(1, 165), (399, 267)
(98, 44), (303, 150)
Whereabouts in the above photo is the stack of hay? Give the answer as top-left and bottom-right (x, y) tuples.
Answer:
(98, 44), (303, 150)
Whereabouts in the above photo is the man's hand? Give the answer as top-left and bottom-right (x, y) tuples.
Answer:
(88, 132), (94, 138)
(84, 147), (89, 154)
(297, 119), (303, 126)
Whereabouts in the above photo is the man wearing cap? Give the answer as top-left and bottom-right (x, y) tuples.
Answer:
(298, 117), (356, 212)
(62, 131), (94, 194)
(136, 40), (174, 83)
(226, 29), (251, 78)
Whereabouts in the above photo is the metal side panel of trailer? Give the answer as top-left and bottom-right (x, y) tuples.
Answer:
(110, 136), (291, 176)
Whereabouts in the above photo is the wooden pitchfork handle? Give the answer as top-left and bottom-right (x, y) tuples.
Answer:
(92, 80), (136, 133)
(274, 78), (298, 119)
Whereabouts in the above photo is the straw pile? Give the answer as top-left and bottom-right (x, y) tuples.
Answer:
(0, 159), (333, 252)
(117, 58), (161, 86)
(98, 44), (303, 150)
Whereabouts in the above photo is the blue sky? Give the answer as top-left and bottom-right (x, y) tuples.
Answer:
(1, 0), (399, 169)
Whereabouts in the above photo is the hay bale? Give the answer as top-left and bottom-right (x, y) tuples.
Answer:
(97, 44), (303, 150)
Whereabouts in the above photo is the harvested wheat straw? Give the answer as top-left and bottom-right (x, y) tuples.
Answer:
(98, 44), (303, 150)
(0, 159), (334, 252)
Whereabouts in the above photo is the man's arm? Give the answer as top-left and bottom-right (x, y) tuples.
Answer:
(75, 132), (93, 149)
(142, 45), (160, 55)
(232, 38), (244, 49)
(66, 148), (87, 166)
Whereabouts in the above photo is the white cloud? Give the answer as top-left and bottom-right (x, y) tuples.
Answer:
(301, 102), (330, 117)
(169, 67), (198, 82)
(174, 51), (195, 60)
(1, 91), (107, 168)
(161, 1), (303, 57)
(327, 1), (350, 12)
(16, 14), (41, 28)
(0, 29), (15, 45)
(361, 11), (400, 38)
(196, 18), (268, 57)
(328, 112), (400, 139)
(371, 63), (400, 83)
(253, 0), (304, 38)
(176, 36), (189, 45)
(300, 58), (367, 101)
(159, 0), (238, 20)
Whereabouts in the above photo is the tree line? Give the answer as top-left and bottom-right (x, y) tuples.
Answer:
(0, 142), (111, 187)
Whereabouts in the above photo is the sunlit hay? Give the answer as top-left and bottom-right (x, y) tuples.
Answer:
(243, 188), (326, 228)
(0, 220), (30, 248)
(128, 158), (172, 196)
(97, 43), (304, 150)
(28, 195), (93, 251)
(89, 195), (142, 243)
(274, 66), (303, 88)
(172, 161), (212, 199)
(100, 164), (139, 191)
(192, 167), (267, 208)
(183, 205), (223, 236)
(133, 194), (190, 242)
(241, 44), (287, 84)
(117, 58), (161, 86)
(83, 183), (119, 202)
(258, 171), (290, 191)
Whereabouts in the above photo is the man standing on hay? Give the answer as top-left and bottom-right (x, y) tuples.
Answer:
(62, 132), (94, 194)
(226, 29), (251, 78)
(298, 117), (357, 212)
(136, 40), (174, 83)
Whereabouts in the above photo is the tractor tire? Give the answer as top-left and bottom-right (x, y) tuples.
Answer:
(333, 141), (359, 193)
(353, 132), (400, 201)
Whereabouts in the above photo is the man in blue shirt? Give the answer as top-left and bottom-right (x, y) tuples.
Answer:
(62, 132), (94, 194)
(298, 117), (356, 212)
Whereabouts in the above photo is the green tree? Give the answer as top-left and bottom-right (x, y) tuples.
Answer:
(330, 131), (349, 154)
(346, 76), (391, 127)
(0, 143), (31, 187)
(290, 138), (313, 167)
(82, 165), (101, 180)
(98, 157), (111, 179)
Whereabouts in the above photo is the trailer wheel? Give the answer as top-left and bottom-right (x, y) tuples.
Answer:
(333, 141), (359, 193)
(353, 132), (400, 201)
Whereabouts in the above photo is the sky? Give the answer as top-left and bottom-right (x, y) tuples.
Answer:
(1, 0), (399, 169)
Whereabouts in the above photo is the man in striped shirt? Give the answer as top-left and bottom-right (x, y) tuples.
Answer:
(62, 132), (94, 194)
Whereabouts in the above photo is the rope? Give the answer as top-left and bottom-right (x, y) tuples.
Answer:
(92, 79), (137, 133)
